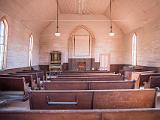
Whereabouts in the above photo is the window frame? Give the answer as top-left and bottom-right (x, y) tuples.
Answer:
(132, 33), (137, 66)
(29, 34), (33, 66)
(0, 17), (8, 70)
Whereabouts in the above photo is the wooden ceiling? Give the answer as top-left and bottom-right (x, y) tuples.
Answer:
(0, 0), (57, 33)
(111, 0), (160, 33)
(58, 0), (110, 15)
(0, 0), (160, 34)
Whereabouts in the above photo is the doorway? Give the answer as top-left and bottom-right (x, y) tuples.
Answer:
(99, 54), (110, 71)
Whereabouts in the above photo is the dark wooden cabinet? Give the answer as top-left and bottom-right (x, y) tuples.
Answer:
(49, 51), (62, 71)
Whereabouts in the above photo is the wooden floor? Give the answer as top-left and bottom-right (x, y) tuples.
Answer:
(1, 92), (160, 110)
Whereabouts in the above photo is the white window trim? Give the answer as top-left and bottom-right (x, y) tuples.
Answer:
(0, 17), (8, 70)
(29, 34), (33, 66)
(132, 33), (137, 66)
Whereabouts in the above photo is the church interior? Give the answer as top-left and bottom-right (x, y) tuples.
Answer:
(0, 0), (160, 119)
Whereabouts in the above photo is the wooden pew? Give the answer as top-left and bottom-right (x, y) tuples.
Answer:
(131, 71), (155, 81)
(63, 71), (111, 73)
(57, 75), (123, 78)
(93, 89), (156, 109)
(16, 71), (45, 81)
(0, 77), (26, 91)
(138, 73), (160, 86)
(90, 80), (135, 90)
(47, 71), (112, 75)
(47, 71), (114, 78)
(144, 76), (160, 89)
(9, 72), (41, 89)
(0, 77), (28, 101)
(30, 90), (92, 110)
(42, 80), (135, 90)
(0, 74), (35, 89)
(9, 72), (38, 82)
(29, 89), (156, 110)
(50, 75), (124, 81)
(57, 73), (117, 77)
(1, 109), (160, 120)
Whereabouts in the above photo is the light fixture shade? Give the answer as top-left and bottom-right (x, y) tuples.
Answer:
(55, 32), (61, 37)
(108, 32), (115, 36)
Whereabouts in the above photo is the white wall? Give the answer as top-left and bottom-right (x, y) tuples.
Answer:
(0, 10), (39, 69)
(39, 14), (126, 65)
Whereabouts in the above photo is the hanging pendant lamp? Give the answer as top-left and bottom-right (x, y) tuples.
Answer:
(108, 0), (115, 36)
(55, 0), (61, 36)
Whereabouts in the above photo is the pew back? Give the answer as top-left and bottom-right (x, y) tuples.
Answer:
(0, 77), (25, 91)
(138, 73), (160, 86)
(42, 80), (135, 90)
(14, 72), (38, 81)
(16, 71), (45, 81)
(30, 90), (93, 110)
(57, 73), (117, 77)
(51, 75), (123, 81)
(11, 73), (41, 89)
(30, 89), (156, 110)
(1, 109), (160, 120)
(93, 89), (156, 109)
(148, 76), (160, 88)
(0, 74), (33, 87)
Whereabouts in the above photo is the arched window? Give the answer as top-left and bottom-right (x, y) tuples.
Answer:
(29, 34), (33, 66)
(132, 33), (137, 66)
(0, 18), (8, 69)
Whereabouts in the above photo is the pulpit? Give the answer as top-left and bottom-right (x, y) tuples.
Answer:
(49, 51), (62, 72)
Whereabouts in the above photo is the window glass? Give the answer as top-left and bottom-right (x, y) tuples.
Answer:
(132, 33), (137, 66)
(0, 18), (8, 69)
(29, 35), (33, 66)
